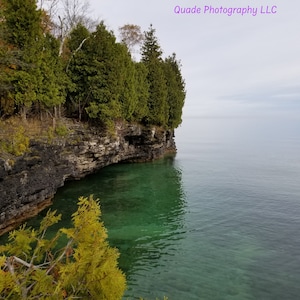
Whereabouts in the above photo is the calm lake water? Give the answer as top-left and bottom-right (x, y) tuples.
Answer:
(30, 115), (300, 299)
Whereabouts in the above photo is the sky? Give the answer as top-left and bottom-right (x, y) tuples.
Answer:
(87, 0), (300, 118)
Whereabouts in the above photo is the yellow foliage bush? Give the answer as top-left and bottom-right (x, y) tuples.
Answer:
(0, 195), (126, 299)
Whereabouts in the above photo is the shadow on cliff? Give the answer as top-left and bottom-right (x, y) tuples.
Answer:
(28, 155), (187, 278)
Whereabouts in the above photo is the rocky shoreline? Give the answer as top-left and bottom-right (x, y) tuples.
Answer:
(0, 121), (176, 235)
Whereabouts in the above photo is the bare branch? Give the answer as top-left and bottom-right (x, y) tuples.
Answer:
(46, 238), (74, 275)
(12, 256), (39, 270)
(38, 0), (93, 56)
(119, 24), (144, 56)
(66, 36), (91, 72)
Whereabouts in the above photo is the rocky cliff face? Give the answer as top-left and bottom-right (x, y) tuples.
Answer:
(0, 121), (176, 235)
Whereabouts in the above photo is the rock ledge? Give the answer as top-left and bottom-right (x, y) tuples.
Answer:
(0, 121), (176, 235)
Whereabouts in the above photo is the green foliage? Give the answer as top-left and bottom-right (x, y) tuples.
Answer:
(145, 60), (168, 126)
(1, 0), (66, 119)
(141, 25), (168, 127)
(1, 0), (41, 117)
(0, 195), (126, 299)
(66, 22), (123, 124)
(65, 22), (185, 129)
(65, 23), (91, 120)
(163, 54), (186, 128)
(55, 123), (68, 137)
(46, 126), (55, 143)
(10, 32), (66, 118)
(0, 41), (15, 116)
(35, 34), (67, 112)
(0, 2), (185, 129)
(141, 24), (163, 63)
(2, 0), (42, 50)
(67, 22), (126, 126)
(83, 22), (122, 124)
(0, 126), (30, 156)
(132, 62), (149, 122)
(116, 43), (138, 121)
(66, 23), (91, 55)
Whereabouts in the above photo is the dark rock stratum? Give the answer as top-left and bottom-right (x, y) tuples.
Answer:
(0, 121), (176, 235)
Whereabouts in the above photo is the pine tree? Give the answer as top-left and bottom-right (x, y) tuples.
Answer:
(2, 0), (42, 50)
(84, 22), (123, 126)
(34, 34), (67, 118)
(141, 25), (168, 127)
(65, 23), (91, 120)
(163, 53), (186, 128)
(0, 41), (16, 116)
(116, 42), (138, 121)
(141, 24), (163, 63)
(133, 62), (149, 122)
(1, 0), (42, 119)
(1, 0), (66, 120)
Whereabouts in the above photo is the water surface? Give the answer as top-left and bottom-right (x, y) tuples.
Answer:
(30, 116), (300, 299)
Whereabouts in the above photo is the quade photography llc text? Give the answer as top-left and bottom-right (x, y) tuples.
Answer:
(173, 5), (278, 16)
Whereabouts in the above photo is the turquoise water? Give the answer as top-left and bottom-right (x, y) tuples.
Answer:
(29, 116), (300, 299)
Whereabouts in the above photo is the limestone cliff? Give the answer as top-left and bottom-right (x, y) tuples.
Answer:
(0, 121), (176, 235)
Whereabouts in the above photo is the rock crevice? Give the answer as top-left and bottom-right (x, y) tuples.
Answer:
(0, 121), (176, 235)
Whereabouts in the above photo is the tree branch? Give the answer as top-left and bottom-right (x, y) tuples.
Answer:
(66, 36), (90, 72)
(46, 238), (74, 275)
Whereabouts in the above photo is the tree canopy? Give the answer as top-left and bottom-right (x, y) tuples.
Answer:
(0, 1), (185, 129)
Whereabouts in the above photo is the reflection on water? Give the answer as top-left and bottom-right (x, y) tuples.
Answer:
(28, 155), (187, 299)
(7, 116), (300, 300)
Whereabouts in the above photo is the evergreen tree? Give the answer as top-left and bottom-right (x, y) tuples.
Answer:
(163, 53), (186, 128)
(84, 22), (123, 126)
(0, 41), (15, 116)
(1, 0), (66, 120)
(141, 24), (162, 63)
(41, 35), (67, 118)
(65, 23), (91, 120)
(141, 25), (168, 127)
(65, 21), (132, 127)
(67, 22), (148, 125)
(1, 0), (42, 118)
(132, 62), (149, 122)
(0, 2), (186, 127)
(2, 0), (42, 50)
(116, 42), (138, 121)
(10, 35), (66, 120)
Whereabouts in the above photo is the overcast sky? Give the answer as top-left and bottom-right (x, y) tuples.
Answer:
(88, 0), (300, 118)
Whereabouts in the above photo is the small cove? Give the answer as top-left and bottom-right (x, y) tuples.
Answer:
(10, 115), (300, 299)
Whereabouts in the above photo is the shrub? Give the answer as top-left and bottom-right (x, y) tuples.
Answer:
(55, 124), (68, 137)
(0, 195), (126, 299)
(0, 126), (30, 156)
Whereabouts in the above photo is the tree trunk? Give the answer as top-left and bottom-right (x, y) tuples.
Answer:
(20, 105), (27, 122)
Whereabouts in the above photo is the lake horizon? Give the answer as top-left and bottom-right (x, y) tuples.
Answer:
(21, 112), (300, 299)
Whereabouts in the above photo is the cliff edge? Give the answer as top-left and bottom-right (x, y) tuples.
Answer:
(0, 120), (176, 235)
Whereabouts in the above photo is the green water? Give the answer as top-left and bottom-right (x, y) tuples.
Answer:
(27, 155), (187, 299)
(5, 116), (300, 299)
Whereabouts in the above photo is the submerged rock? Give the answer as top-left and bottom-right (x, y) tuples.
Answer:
(0, 121), (176, 235)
